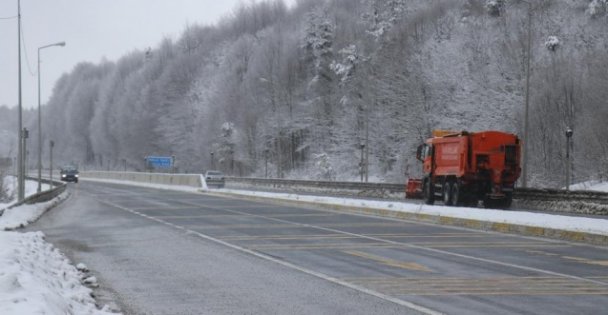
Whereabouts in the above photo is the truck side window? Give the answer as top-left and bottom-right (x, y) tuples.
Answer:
(424, 145), (432, 159)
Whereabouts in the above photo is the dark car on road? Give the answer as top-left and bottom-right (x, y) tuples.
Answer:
(60, 167), (79, 183)
(204, 170), (225, 188)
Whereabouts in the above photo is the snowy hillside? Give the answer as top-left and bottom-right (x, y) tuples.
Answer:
(2, 0), (607, 187)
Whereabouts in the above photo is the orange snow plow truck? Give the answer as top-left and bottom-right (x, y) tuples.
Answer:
(406, 130), (521, 208)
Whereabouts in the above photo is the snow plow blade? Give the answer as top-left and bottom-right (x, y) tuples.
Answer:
(406, 178), (423, 199)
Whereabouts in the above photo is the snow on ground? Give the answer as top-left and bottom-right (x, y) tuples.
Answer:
(219, 189), (608, 237)
(1, 177), (51, 208)
(0, 177), (118, 315)
(0, 232), (116, 315)
(570, 180), (608, 192)
(0, 193), (69, 230)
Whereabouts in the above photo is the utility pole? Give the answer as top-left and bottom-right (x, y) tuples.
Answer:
(49, 140), (54, 190)
(359, 144), (365, 182)
(264, 149), (268, 178)
(37, 41), (65, 193)
(17, 0), (24, 201)
(566, 128), (573, 191)
(522, 1), (533, 188)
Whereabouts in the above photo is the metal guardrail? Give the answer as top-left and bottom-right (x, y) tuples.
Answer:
(0, 177), (67, 217)
(226, 177), (405, 194)
(226, 177), (608, 204)
(513, 187), (608, 204)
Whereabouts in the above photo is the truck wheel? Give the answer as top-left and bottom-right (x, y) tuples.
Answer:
(504, 193), (513, 208)
(443, 182), (453, 206)
(483, 198), (496, 209)
(423, 178), (435, 205)
(452, 182), (462, 206)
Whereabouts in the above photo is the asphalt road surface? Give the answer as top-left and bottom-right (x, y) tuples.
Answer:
(29, 181), (608, 315)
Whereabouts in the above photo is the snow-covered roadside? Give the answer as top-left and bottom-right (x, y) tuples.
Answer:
(0, 192), (69, 230)
(219, 189), (608, 237)
(0, 232), (116, 314)
(570, 180), (608, 192)
(0, 177), (119, 315)
(1, 177), (51, 209)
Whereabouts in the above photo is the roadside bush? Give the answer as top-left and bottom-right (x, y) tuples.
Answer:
(0, 167), (14, 203)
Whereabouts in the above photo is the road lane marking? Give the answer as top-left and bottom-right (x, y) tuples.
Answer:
(219, 232), (488, 241)
(91, 197), (443, 315)
(174, 198), (608, 288)
(152, 213), (336, 219)
(343, 250), (433, 272)
(343, 276), (608, 296)
(562, 256), (608, 267)
(244, 241), (567, 251)
(83, 185), (608, 304)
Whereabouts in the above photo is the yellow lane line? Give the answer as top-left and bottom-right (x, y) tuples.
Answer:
(189, 222), (420, 229)
(130, 206), (201, 211)
(247, 242), (568, 251)
(152, 213), (334, 219)
(219, 233), (489, 241)
(562, 256), (608, 267)
(343, 250), (433, 272)
(386, 291), (608, 296)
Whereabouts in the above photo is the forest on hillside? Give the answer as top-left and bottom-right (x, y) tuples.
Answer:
(3, 0), (608, 187)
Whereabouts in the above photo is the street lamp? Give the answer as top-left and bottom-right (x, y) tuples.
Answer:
(566, 127), (573, 191)
(37, 41), (66, 193)
(210, 152), (215, 169)
(49, 140), (54, 190)
(17, 0), (24, 201)
(359, 144), (365, 182)
(521, 1), (533, 188)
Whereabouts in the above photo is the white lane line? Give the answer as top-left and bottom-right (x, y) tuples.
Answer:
(92, 197), (443, 315)
(175, 199), (608, 288)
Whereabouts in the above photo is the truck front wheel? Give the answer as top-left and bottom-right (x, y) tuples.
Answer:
(443, 182), (453, 206)
(423, 178), (435, 205)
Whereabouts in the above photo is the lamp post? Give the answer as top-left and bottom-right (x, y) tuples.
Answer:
(566, 127), (573, 191)
(264, 149), (269, 178)
(49, 140), (54, 190)
(359, 144), (365, 182)
(210, 152), (215, 169)
(37, 41), (66, 193)
(17, 0), (24, 201)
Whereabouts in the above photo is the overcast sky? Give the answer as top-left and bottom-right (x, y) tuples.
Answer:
(0, 0), (295, 110)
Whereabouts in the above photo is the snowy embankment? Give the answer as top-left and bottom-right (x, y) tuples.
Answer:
(0, 179), (118, 315)
(570, 180), (608, 192)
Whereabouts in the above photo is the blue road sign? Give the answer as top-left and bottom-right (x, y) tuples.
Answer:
(145, 156), (173, 169)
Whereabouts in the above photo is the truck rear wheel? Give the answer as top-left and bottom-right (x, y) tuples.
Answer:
(443, 182), (453, 206)
(452, 182), (462, 206)
(423, 178), (435, 205)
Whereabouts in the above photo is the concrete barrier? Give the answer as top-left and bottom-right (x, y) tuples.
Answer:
(81, 171), (205, 189)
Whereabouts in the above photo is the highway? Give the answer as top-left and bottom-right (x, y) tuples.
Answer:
(29, 181), (608, 315)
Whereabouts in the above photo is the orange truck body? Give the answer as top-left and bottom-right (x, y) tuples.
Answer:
(407, 130), (521, 208)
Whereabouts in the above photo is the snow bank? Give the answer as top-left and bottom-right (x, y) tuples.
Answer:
(0, 177), (51, 208)
(0, 231), (116, 315)
(0, 192), (69, 230)
(570, 180), (608, 192)
(0, 178), (118, 314)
